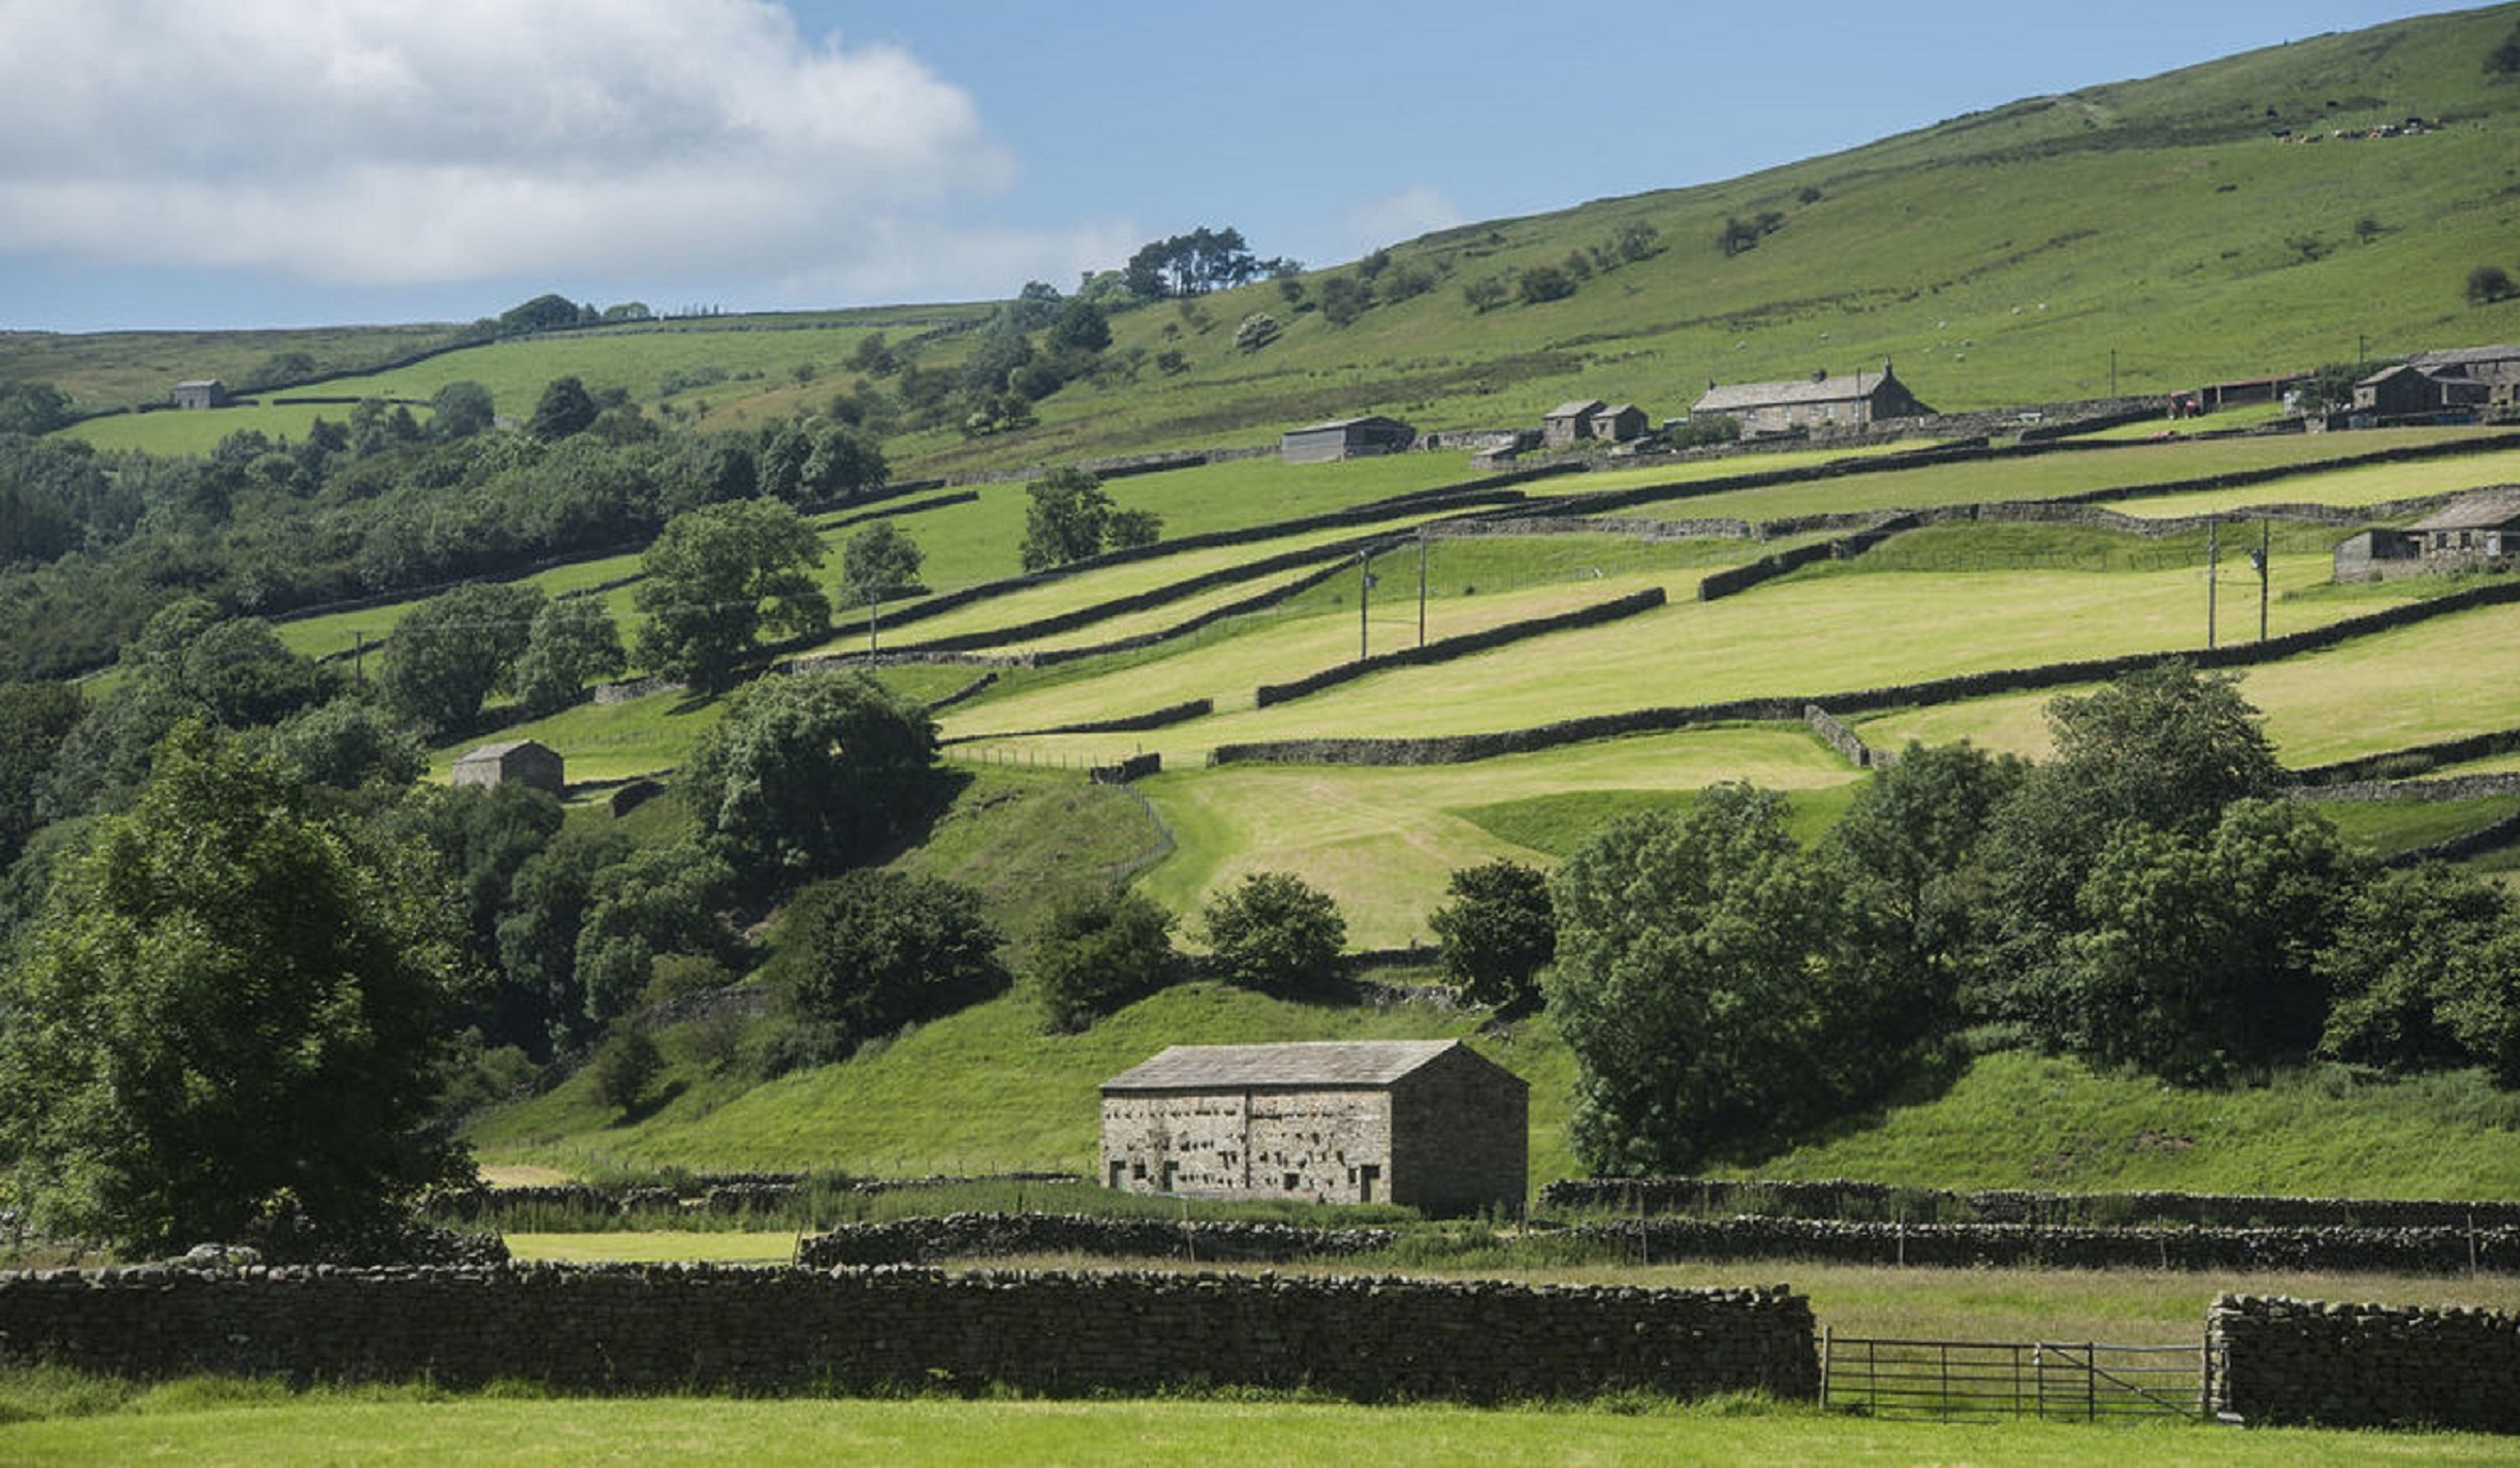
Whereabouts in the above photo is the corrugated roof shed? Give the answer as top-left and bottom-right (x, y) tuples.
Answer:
(1102, 1040), (1465, 1091)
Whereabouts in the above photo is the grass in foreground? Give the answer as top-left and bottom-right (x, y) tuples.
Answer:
(5, 1386), (2514, 1467)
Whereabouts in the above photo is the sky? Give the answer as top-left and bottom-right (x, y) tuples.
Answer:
(0, 0), (2497, 334)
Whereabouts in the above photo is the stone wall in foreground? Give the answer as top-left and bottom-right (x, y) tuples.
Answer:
(2210, 1294), (2520, 1431)
(0, 1263), (1818, 1405)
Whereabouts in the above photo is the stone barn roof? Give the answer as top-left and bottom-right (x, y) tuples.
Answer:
(1102, 1040), (1475, 1092)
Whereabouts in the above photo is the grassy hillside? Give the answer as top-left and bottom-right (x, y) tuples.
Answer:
(19, 7), (2520, 1204)
(21, 5), (2520, 469)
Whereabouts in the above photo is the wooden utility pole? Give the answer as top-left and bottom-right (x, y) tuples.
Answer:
(1417, 534), (1429, 647)
(2206, 518), (2219, 650)
(1359, 551), (1371, 662)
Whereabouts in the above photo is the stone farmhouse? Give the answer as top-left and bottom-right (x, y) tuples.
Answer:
(2408, 487), (2520, 568)
(1279, 415), (1418, 464)
(451, 739), (565, 795)
(1691, 362), (1933, 438)
(1100, 1039), (1528, 1214)
(170, 379), (232, 410)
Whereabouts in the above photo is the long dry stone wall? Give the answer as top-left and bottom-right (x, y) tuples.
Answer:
(1572, 1219), (2520, 1274)
(2210, 1295), (2520, 1431)
(0, 1263), (1819, 1405)
(1539, 1177), (2520, 1231)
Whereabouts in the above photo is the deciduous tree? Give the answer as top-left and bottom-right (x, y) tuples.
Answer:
(1428, 859), (1555, 1012)
(0, 725), (470, 1256)
(632, 499), (830, 690)
(678, 669), (939, 893)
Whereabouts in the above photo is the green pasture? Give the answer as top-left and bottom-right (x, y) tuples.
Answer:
(1582, 428), (2510, 526)
(1757, 1047), (2520, 1201)
(65, 400), (433, 455)
(2098, 452), (2520, 520)
(995, 551), (2357, 769)
(1126, 730), (1857, 949)
(2240, 602), (2520, 768)
(15, 1389), (2511, 1468)
(1851, 600), (2520, 776)
(2317, 797), (2520, 858)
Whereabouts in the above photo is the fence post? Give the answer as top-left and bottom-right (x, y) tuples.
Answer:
(1819, 1325), (1832, 1408)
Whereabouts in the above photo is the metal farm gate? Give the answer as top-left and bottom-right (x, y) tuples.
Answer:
(1820, 1331), (2209, 1422)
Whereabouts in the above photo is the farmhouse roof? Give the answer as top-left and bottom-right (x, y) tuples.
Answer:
(1693, 368), (1896, 414)
(1545, 400), (1607, 421)
(2409, 488), (2520, 532)
(2406, 345), (2520, 372)
(1102, 1040), (1475, 1091)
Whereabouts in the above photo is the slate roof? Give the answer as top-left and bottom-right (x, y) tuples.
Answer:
(2409, 487), (2520, 532)
(1693, 372), (1895, 414)
(2407, 345), (2520, 372)
(1545, 399), (1607, 421)
(1102, 1040), (1474, 1092)
(1287, 416), (1408, 433)
(455, 739), (553, 765)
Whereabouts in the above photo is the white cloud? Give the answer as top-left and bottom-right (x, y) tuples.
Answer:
(0, 0), (1074, 295)
(1342, 186), (1466, 255)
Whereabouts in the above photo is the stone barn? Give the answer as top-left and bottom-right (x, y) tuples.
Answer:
(1101, 1039), (1528, 1214)
(1280, 416), (1417, 464)
(1541, 399), (1608, 449)
(170, 379), (232, 410)
(451, 739), (564, 796)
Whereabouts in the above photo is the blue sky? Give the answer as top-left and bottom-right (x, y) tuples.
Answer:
(0, 0), (2494, 333)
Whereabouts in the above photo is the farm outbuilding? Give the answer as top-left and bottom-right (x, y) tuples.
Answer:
(2355, 364), (2491, 421)
(451, 739), (565, 795)
(2330, 528), (2419, 582)
(1691, 362), (1933, 437)
(1101, 1039), (1528, 1214)
(1280, 416), (1418, 464)
(170, 379), (232, 410)
(1541, 400), (1609, 448)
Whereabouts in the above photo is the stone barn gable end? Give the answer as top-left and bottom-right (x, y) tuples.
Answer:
(451, 739), (565, 796)
(1100, 1039), (1528, 1215)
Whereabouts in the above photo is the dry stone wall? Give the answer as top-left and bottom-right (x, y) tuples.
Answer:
(0, 1263), (1818, 1405)
(1539, 1177), (2520, 1230)
(2209, 1295), (2520, 1431)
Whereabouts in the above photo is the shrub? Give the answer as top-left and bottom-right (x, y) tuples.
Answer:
(2468, 264), (2516, 305)
(1030, 887), (1178, 1032)
(1517, 265), (1576, 305)
(588, 1025), (664, 1112)
(1200, 871), (1345, 995)
(1233, 312), (1281, 353)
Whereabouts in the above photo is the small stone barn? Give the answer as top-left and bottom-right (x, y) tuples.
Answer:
(170, 379), (232, 410)
(1590, 402), (1649, 444)
(1101, 1039), (1527, 1214)
(1541, 399), (1608, 448)
(1280, 416), (1417, 464)
(2330, 528), (2419, 582)
(451, 739), (564, 795)
(1691, 362), (1932, 437)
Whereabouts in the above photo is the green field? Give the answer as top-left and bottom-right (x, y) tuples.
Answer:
(16, 1390), (2516, 1468)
